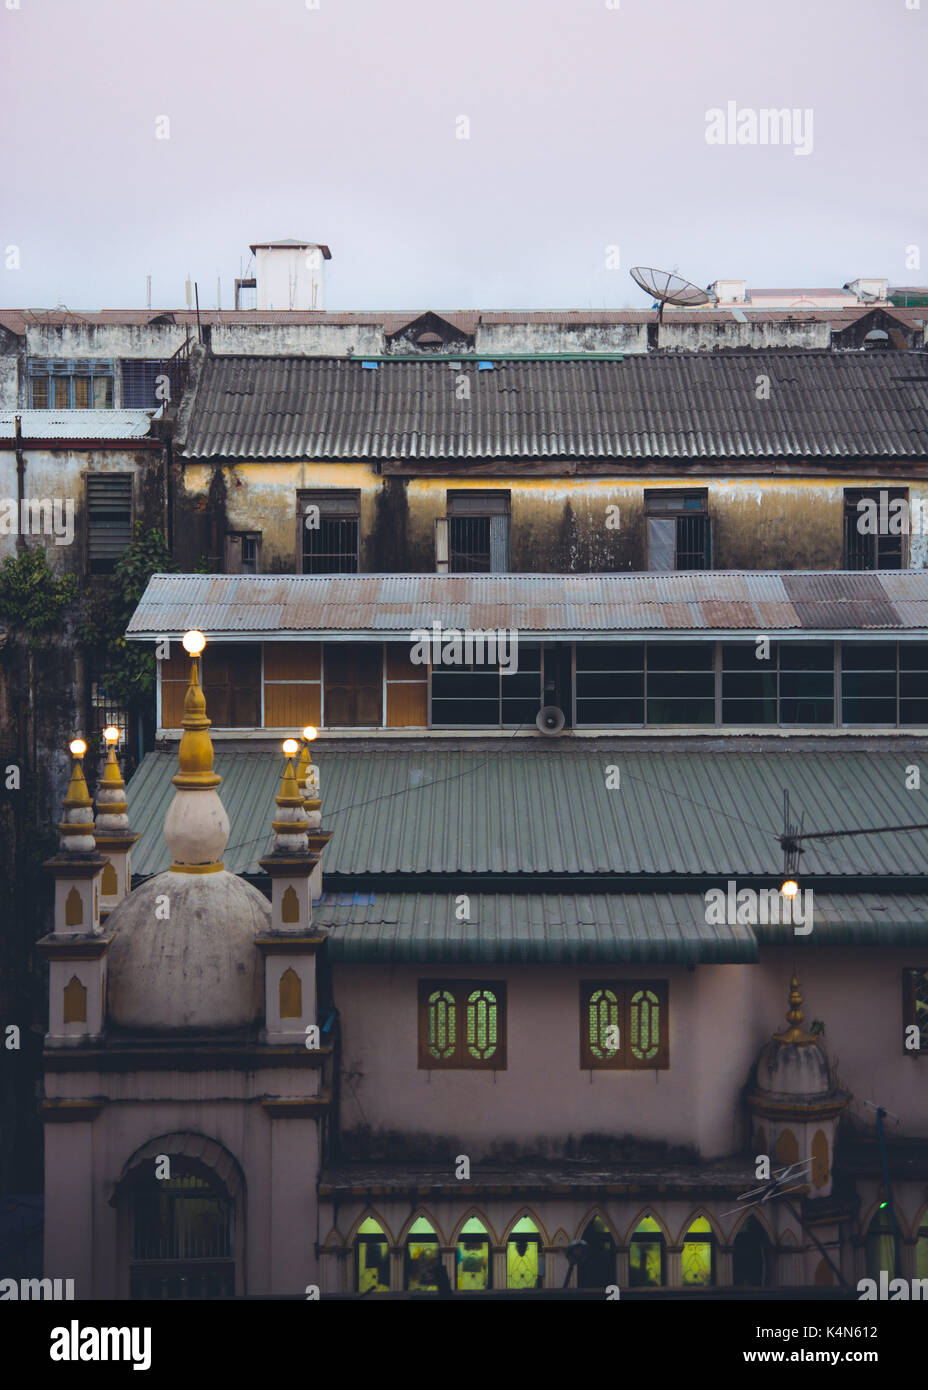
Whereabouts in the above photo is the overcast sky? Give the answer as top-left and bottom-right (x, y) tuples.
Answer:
(2, 0), (925, 311)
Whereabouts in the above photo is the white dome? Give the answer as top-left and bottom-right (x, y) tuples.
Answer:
(754, 1038), (832, 1102)
(107, 871), (268, 1032)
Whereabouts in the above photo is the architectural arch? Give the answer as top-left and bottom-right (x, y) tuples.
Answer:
(674, 1206), (723, 1247)
(397, 1207), (446, 1245)
(501, 1206), (550, 1246)
(451, 1207), (498, 1245)
(345, 1206), (395, 1246)
(623, 1206), (672, 1245)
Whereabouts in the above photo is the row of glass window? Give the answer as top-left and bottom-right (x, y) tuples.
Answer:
(419, 982), (668, 1070)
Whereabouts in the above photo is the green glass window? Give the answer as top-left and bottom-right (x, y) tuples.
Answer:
(682, 1216), (715, 1286)
(466, 989), (499, 1062)
(507, 1217), (544, 1289)
(629, 1215), (664, 1287)
(630, 988), (660, 1062)
(587, 988), (620, 1061)
(426, 989), (456, 1062)
(355, 1217), (390, 1293)
(580, 981), (668, 1069)
(405, 1216), (440, 1292)
(456, 1216), (491, 1290)
(419, 981), (506, 1069)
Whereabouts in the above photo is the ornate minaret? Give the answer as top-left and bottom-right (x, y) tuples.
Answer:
(163, 629), (229, 873)
(40, 738), (110, 1044)
(257, 740), (327, 1045)
(94, 726), (140, 918)
(297, 724), (331, 900)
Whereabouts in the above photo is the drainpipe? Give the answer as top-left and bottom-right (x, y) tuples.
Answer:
(14, 413), (25, 554)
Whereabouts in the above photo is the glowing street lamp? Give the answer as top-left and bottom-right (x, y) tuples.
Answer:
(182, 630), (206, 657)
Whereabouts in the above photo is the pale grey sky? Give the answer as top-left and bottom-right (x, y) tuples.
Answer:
(2, 0), (926, 310)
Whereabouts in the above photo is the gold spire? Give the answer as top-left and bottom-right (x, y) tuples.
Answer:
(773, 973), (816, 1046)
(57, 740), (98, 853)
(96, 741), (128, 816)
(172, 655), (221, 790)
(62, 751), (93, 813)
(270, 744), (310, 850)
(295, 740), (311, 788)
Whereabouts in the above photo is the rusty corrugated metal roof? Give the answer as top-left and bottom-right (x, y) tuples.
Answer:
(126, 571), (928, 639)
(173, 351), (928, 461)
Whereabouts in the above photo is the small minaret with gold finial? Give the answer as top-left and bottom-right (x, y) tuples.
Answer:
(162, 630), (229, 873)
(297, 725), (332, 901)
(39, 738), (111, 1045)
(257, 739), (327, 1046)
(94, 726), (140, 918)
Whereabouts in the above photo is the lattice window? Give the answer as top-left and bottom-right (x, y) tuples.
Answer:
(419, 981), (506, 1069)
(682, 1217), (715, 1286)
(580, 981), (668, 1069)
(844, 489), (906, 570)
(507, 1217), (544, 1289)
(903, 968), (928, 1052)
(28, 358), (114, 410)
(299, 490), (360, 573)
(129, 1167), (234, 1300)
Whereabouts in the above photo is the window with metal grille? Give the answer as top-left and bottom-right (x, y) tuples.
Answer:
(86, 474), (132, 574)
(129, 1168), (234, 1301)
(120, 360), (171, 408)
(299, 491), (360, 573)
(645, 492), (710, 570)
(225, 532), (261, 574)
(844, 489), (907, 569)
(28, 358), (114, 409)
(87, 654), (131, 752)
(580, 981), (668, 1069)
(447, 492), (510, 572)
(418, 981), (506, 1069)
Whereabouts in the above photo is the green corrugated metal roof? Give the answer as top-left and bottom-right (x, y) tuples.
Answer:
(128, 748), (928, 879)
(315, 892), (756, 963)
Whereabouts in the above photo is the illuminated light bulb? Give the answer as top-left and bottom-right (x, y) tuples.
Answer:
(282, 739), (299, 756)
(103, 725), (120, 744)
(302, 725), (318, 742)
(69, 738), (87, 758)
(182, 629), (207, 656)
(781, 879), (799, 899)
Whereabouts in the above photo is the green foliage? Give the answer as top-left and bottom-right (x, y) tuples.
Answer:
(79, 522), (177, 710)
(0, 547), (78, 642)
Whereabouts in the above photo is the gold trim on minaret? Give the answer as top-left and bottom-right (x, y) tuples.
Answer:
(96, 742), (129, 817)
(172, 655), (222, 791)
(773, 973), (816, 1046)
(271, 757), (305, 834)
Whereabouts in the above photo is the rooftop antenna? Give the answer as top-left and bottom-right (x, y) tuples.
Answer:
(722, 1158), (849, 1288)
(630, 266), (714, 323)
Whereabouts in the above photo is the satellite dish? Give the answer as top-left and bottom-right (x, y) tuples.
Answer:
(630, 267), (713, 322)
(536, 706), (566, 735)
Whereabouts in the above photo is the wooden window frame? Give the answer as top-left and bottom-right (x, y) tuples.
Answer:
(417, 980), (507, 1070)
(903, 967), (928, 1054)
(843, 488), (908, 570)
(298, 489), (361, 574)
(644, 489), (710, 571)
(579, 980), (669, 1069)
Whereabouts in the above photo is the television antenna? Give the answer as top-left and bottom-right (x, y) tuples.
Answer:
(722, 1157), (849, 1288)
(629, 266), (713, 322)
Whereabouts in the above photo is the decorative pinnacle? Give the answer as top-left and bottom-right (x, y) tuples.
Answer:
(270, 742), (310, 850)
(172, 654), (221, 790)
(58, 740), (97, 853)
(773, 973), (816, 1046)
(95, 738), (128, 818)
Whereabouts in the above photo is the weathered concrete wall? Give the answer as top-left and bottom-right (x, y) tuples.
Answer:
(170, 467), (928, 573)
(211, 323), (385, 356)
(659, 321), (832, 351)
(476, 323), (649, 354)
(0, 448), (166, 575)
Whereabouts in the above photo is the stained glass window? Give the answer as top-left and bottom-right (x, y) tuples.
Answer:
(580, 981), (668, 1068)
(629, 1215), (664, 1287)
(630, 988), (660, 1061)
(507, 1217), (543, 1289)
(427, 989), (456, 1061)
(588, 988), (620, 1060)
(682, 1217), (715, 1286)
(456, 1216), (491, 1290)
(466, 989), (498, 1061)
(917, 1217), (928, 1280)
(405, 1216), (440, 1292)
(356, 1217), (390, 1293)
(419, 981), (506, 1068)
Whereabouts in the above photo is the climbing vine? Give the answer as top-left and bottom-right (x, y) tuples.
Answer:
(0, 547), (78, 643)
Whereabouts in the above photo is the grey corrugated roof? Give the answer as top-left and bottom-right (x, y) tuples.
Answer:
(0, 409), (155, 439)
(173, 352), (928, 461)
(126, 571), (928, 639)
(126, 748), (928, 879)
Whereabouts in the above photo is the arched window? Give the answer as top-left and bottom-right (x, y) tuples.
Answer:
(588, 988), (620, 1060)
(426, 989), (456, 1062)
(629, 988), (660, 1063)
(355, 1217), (390, 1293)
(732, 1216), (773, 1287)
(682, 1217), (715, 1287)
(129, 1165), (234, 1299)
(456, 1216), (491, 1290)
(405, 1216), (440, 1291)
(578, 1216), (616, 1288)
(629, 1215), (665, 1287)
(507, 1217), (544, 1289)
(866, 1206), (899, 1278)
(466, 989), (499, 1063)
(917, 1214), (928, 1280)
